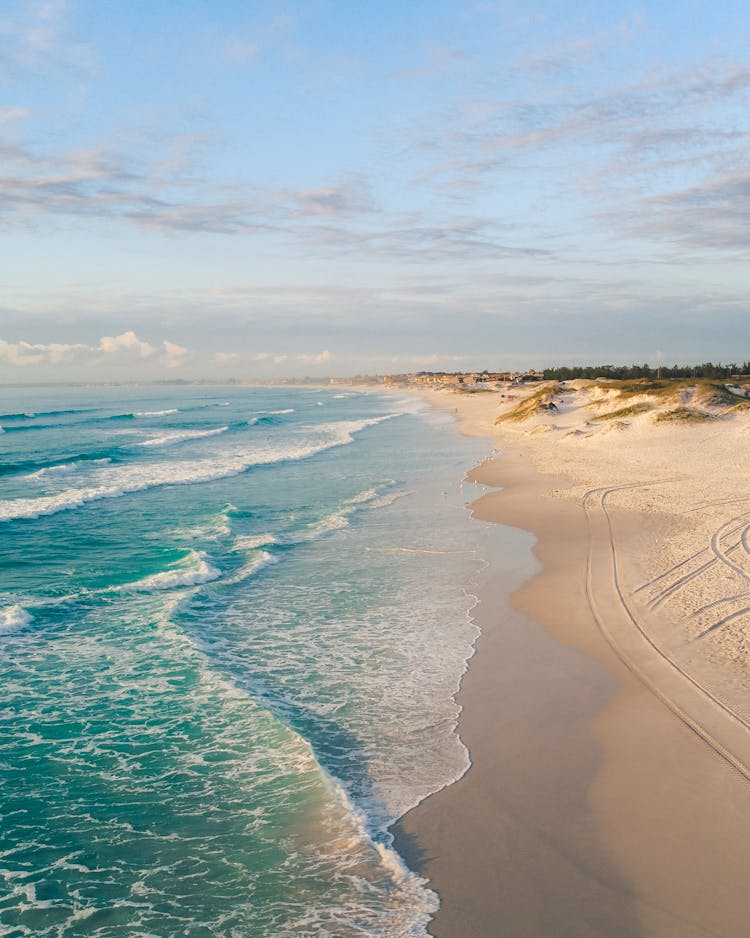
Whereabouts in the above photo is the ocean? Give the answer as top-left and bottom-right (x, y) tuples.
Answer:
(0, 385), (494, 937)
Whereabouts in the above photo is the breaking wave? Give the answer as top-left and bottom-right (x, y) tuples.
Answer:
(0, 416), (399, 522)
(118, 551), (221, 592)
(135, 426), (229, 448)
(0, 605), (33, 635)
(134, 409), (179, 417)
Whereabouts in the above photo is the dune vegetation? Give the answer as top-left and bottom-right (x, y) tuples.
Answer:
(655, 407), (717, 423)
(495, 384), (561, 423)
(589, 402), (652, 422)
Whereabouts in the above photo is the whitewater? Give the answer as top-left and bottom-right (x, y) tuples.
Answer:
(0, 384), (494, 936)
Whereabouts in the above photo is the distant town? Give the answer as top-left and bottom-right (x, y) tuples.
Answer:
(381, 370), (543, 388)
(4, 363), (748, 390)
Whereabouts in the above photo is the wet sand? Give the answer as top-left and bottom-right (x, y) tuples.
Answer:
(393, 393), (750, 937)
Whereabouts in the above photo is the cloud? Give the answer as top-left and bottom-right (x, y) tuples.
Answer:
(0, 338), (88, 365)
(296, 214), (553, 262)
(411, 60), (750, 184)
(255, 350), (333, 365)
(292, 180), (374, 217)
(99, 330), (156, 358)
(0, 0), (95, 78)
(0, 126), (381, 241)
(516, 16), (641, 77)
(213, 351), (239, 364)
(161, 340), (189, 368)
(0, 132), (272, 235)
(626, 169), (750, 254)
(0, 123), (543, 262)
(0, 330), (191, 369)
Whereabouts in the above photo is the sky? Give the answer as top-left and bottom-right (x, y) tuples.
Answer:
(1, 0), (749, 381)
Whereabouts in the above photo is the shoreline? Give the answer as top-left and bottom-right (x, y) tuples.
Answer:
(393, 387), (750, 937)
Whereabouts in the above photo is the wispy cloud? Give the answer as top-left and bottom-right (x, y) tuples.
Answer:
(221, 13), (298, 66)
(0, 121), (554, 262)
(627, 169), (750, 254)
(291, 179), (374, 217)
(418, 60), (750, 175)
(0, 0), (95, 78)
(255, 350), (332, 365)
(213, 351), (239, 364)
(516, 15), (641, 76)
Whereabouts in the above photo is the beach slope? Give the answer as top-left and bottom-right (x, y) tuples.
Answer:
(395, 381), (750, 937)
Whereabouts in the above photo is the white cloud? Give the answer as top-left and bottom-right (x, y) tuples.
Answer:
(0, 330), (190, 369)
(161, 340), (189, 368)
(0, 338), (87, 365)
(99, 330), (156, 358)
(254, 350), (333, 365)
(213, 351), (240, 364)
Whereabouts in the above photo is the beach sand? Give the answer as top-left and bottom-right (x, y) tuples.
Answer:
(393, 383), (750, 937)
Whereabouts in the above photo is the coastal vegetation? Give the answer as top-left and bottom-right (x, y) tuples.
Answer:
(587, 378), (750, 411)
(655, 408), (716, 423)
(544, 362), (750, 381)
(590, 402), (652, 421)
(496, 384), (560, 422)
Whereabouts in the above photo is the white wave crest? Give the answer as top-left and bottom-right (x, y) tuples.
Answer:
(231, 533), (278, 551)
(29, 458), (111, 479)
(225, 550), (278, 584)
(0, 605), (33, 634)
(134, 409), (179, 416)
(229, 483), (402, 555)
(136, 426), (229, 448)
(0, 416), (400, 522)
(120, 551), (221, 592)
(292, 484), (399, 541)
(247, 408), (294, 425)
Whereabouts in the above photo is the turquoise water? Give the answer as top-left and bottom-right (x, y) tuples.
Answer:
(0, 386), (493, 936)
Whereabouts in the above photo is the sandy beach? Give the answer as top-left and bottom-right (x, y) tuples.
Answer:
(394, 381), (750, 937)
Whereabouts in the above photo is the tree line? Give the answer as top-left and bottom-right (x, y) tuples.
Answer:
(542, 362), (750, 381)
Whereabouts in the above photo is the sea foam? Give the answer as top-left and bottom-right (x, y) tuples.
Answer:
(0, 605), (33, 634)
(0, 416), (398, 522)
(229, 485), (400, 557)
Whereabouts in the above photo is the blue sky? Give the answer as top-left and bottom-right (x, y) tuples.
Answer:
(1, 0), (749, 380)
